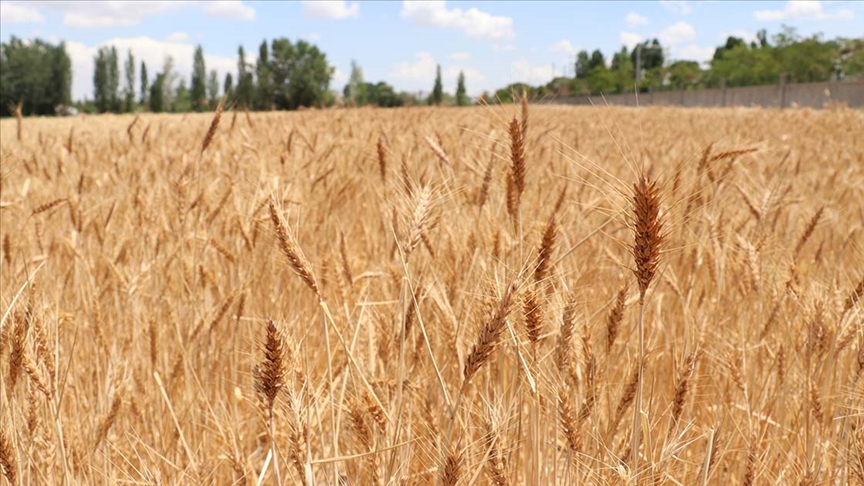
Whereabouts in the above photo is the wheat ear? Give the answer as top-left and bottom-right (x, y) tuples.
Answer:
(630, 173), (664, 472)
(254, 319), (287, 485)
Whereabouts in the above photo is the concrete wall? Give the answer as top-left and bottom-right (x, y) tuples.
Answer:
(546, 80), (864, 109)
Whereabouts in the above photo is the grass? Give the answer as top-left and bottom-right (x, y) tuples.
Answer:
(1, 103), (863, 485)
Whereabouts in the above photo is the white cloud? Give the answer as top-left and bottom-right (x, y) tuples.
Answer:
(754, 1), (854, 20)
(64, 12), (137, 28)
(441, 66), (492, 96)
(620, 32), (644, 50)
(659, 1), (692, 15)
(43, 1), (189, 28)
(659, 21), (696, 45)
(443, 66), (484, 93)
(66, 36), (241, 101)
(202, 1), (255, 21)
(388, 51), (488, 94)
(307, 33), (321, 41)
(449, 51), (471, 60)
(625, 11), (648, 26)
(29, 1), (255, 28)
(0, 2), (45, 23)
(332, 67), (347, 87)
(510, 60), (555, 86)
(301, 0), (359, 19)
(444, 66), (483, 82)
(64, 41), (93, 100)
(390, 51), (437, 83)
(166, 32), (190, 43)
(550, 39), (578, 55)
(672, 44), (715, 64)
(400, 1), (514, 42)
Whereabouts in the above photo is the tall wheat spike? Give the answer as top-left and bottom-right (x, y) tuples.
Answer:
(630, 172), (665, 472)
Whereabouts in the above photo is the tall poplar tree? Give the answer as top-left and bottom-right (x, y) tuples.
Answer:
(140, 61), (149, 107)
(191, 45), (208, 111)
(124, 50), (135, 112)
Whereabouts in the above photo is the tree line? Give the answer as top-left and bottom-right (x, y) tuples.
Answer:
(489, 26), (863, 103)
(91, 38), (335, 114)
(0, 32), (473, 117)
(0, 32), (474, 116)
(0, 36), (338, 116)
(2, 25), (862, 116)
(343, 61), (469, 107)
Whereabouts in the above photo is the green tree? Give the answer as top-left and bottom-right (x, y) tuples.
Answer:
(706, 30), (838, 87)
(348, 80), (403, 107)
(778, 34), (837, 82)
(224, 72), (234, 99)
(632, 39), (665, 75)
(108, 46), (120, 112)
(838, 38), (864, 78)
(588, 50), (606, 71)
(124, 50), (135, 112)
(430, 64), (443, 105)
(207, 69), (220, 107)
(455, 70), (468, 106)
(611, 48), (635, 94)
(173, 80), (192, 112)
(575, 50), (590, 79)
(773, 25), (800, 48)
(150, 73), (165, 113)
(630, 39), (664, 91)
(372, 81), (403, 107)
(256, 40), (273, 110)
(709, 44), (782, 86)
(344, 60), (366, 105)
(140, 61), (149, 107)
(53, 41), (72, 107)
(360, 81), (377, 105)
(1, 37), (71, 116)
(493, 83), (531, 104)
(270, 38), (333, 110)
(236, 45), (253, 108)
(93, 47), (110, 113)
(668, 60), (702, 88)
(162, 55), (178, 110)
(713, 36), (745, 61)
(587, 65), (615, 94)
(546, 76), (573, 95)
(191, 45), (207, 111)
(610, 46), (630, 71)
(757, 29), (769, 48)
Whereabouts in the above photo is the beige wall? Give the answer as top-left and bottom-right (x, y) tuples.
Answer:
(546, 81), (864, 109)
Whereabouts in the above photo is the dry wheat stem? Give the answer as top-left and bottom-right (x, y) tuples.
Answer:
(630, 172), (664, 473)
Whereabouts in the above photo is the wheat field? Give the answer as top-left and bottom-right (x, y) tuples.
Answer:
(1, 103), (863, 485)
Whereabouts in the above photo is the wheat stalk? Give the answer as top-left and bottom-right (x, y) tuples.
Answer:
(254, 319), (287, 485)
(268, 199), (321, 299)
(201, 94), (226, 153)
(629, 172), (665, 473)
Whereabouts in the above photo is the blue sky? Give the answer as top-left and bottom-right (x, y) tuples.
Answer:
(1, 1), (862, 101)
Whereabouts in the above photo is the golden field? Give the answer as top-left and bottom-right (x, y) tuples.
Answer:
(1, 104), (863, 485)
